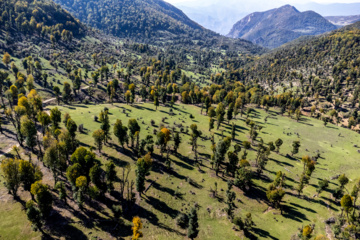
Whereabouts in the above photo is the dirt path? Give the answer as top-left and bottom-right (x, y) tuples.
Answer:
(42, 85), (90, 104)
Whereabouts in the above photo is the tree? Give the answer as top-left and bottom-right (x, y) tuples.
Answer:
(105, 161), (117, 191)
(135, 153), (152, 195)
(128, 119), (140, 148)
(53, 86), (61, 105)
(114, 119), (128, 150)
(275, 138), (283, 153)
(19, 160), (42, 192)
(90, 164), (106, 194)
(173, 132), (181, 153)
(214, 140), (228, 176)
(30, 181), (53, 218)
(55, 181), (67, 202)
(234, 166), (252, 191)
(99, 110), (110, 142)
(26, 200), (42, 231)
(216, 102), (225, 129)
(227, 102), (234, 123)
(341, 194), (353, 222)
(37, 111), (51, 134)
(1, 158), (21, 196)
(132, 216), (143, 240)
(291, 141), (301, 156)
(3, 52), (10, 68)
(20, 116), (37, 151)
(66, 118), (77, 143)
(154, 96), (159, 110)
(50, 107), (62, 131)
(187, 207), (199, 240)
(92, 129), (105, 153)
(66, 163), (82, 187)
(62, 82), (72, 104)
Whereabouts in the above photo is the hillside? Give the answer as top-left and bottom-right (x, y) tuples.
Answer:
(1, 0), (360, 240)
(227, 5), (337, 49)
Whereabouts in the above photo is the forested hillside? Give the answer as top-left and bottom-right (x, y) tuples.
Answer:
(52, 0), (264, 53)
(1, 0), (360, 239)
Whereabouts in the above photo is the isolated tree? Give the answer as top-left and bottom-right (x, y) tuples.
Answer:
(214, 140), (228, 176)
(132, 216), (143, 240)
(216, 102), (225, 129)
(341, 194), (354, 221)
(291, 141), (301, 156)
(105, 161), (117, 191)
(3, 52), (10, 68)
(92, 129), (105, 153)
(187, 207), (199, 240)
(114, 119), (128, 150)
(173, 132), (181, 153)
(135, 153), (152, 195)
(99, 110), (110, 143)
(275, 138), (283, 153)
(128, 119), (140, 148)
(154, 96), (159, 110)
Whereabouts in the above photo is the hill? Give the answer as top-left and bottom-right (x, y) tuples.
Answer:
(227, 5), (337, 49)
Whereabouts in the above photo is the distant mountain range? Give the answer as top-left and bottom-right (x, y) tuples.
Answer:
(174, 0), (360, 35)
(226, 5), (338, 49)
(325, 15), (360, 27)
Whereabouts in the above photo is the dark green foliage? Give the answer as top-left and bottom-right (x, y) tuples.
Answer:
(187, 207), (199, 240)
(176, 213), (189, 229)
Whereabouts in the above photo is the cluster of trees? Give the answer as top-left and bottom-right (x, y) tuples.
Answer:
(0, 0), (84, 38)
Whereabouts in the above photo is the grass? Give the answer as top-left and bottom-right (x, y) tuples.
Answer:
(1, 101), (360, 239)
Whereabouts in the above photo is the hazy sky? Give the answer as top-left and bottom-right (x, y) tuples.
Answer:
(165, 0), (360, 3)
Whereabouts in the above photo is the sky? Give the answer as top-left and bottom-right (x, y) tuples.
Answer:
(165, 0), (360, 3)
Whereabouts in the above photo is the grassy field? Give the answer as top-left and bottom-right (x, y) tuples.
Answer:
(1, 101), (359, 239)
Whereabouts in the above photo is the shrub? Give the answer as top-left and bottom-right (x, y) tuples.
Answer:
(176, 213), (189, 228)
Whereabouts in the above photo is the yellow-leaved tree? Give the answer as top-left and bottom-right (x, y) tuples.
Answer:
(132, 216), (143, 240)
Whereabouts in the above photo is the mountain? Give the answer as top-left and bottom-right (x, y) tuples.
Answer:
(52, 0), (264, 53)
(227, 5), (337, 49)
(53, 0), (204, 39)
(325, 15), (360, 27)
(174, 0), (284, 35)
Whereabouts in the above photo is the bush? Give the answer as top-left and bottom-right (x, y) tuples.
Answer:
(94, 116), (98, 122)
(104, 107), (109, 112)
(112, 205), (122, 219)
(78, 124), (84, 133)
(176, 213), (189, 228)
(190, 114), (194, 119)
(150, 119), (155, 126)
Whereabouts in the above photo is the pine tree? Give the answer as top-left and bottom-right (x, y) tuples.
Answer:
(187, 207), (199, 240)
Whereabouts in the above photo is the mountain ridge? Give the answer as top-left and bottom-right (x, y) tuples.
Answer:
(227, 5), (337, 49)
